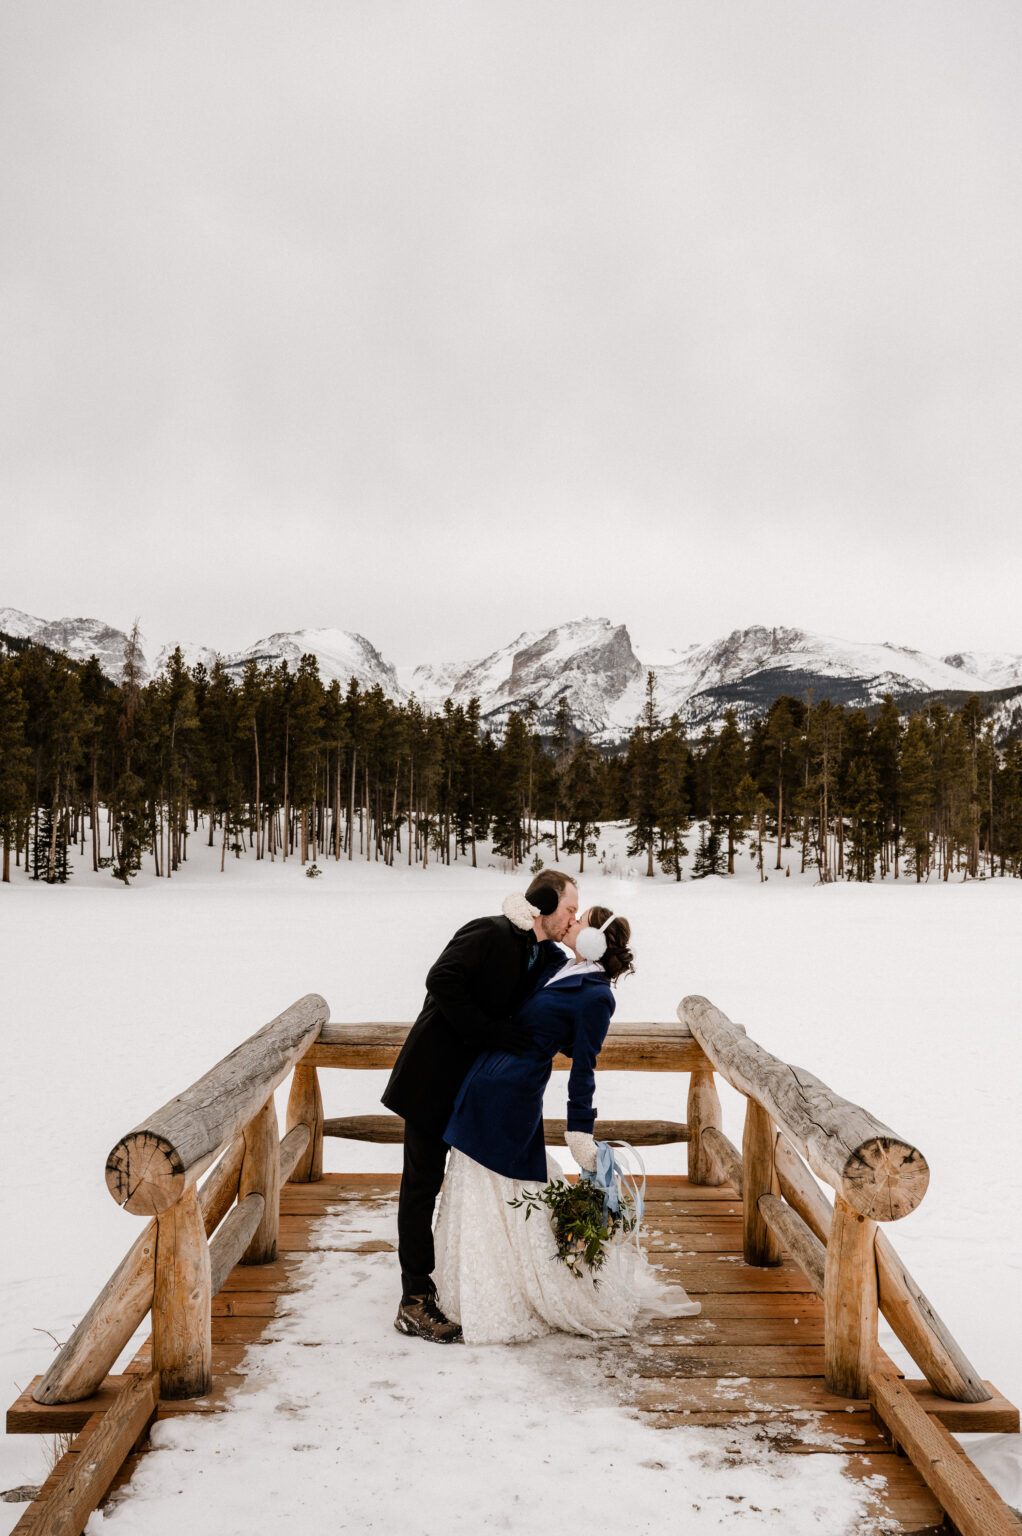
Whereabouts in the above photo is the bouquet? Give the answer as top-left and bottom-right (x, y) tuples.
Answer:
(507, 1161), (638, 1280)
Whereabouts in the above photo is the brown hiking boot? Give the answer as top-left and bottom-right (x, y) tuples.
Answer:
(394, 1291), (463, 1343)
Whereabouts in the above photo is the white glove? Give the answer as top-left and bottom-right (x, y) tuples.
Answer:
(565, 1130), (598, 1173)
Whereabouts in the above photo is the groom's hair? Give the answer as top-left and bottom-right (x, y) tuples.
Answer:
(526, 868), (576, 902)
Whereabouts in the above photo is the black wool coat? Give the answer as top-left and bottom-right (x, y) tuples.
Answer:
(381, 914), (555, 1138)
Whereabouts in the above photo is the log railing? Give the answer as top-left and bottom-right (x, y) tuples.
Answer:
(30, 995), (989, 1414)
(34, 994), (327, 1408)
(678, 994), (990, 1404)
(14, 990), (1014, 1536)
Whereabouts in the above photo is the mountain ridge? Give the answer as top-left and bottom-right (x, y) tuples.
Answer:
(3, 604), (1020, 743)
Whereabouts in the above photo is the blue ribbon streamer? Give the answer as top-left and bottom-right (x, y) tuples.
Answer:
(582, 1140), (645, 1229)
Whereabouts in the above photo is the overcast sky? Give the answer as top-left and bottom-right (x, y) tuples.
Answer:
(2, 1), (1020, 667)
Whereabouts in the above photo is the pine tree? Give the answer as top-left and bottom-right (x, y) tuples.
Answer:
(762, 698), (801, 870)
(551, 692), (573, 861)
(0, 664), (30, 882)
(691, 822), (724, 878)
(711, 709), (747, 875)
(625, 671), (660, 876)
(844, 757), (882, 881)
(490, 711), (531, 867)
(900, 712), (934, 881)
(870, 696), (903, 878)
(562, 735), (603, 872)
(655, 714), (691, 880)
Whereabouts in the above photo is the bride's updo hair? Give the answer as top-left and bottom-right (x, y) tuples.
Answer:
(587, 906), (635, 984)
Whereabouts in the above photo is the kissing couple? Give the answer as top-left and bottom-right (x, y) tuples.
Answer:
(381, 868), (700, 1344)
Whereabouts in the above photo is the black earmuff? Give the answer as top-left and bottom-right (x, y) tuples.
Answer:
(529, 885), (559, 916)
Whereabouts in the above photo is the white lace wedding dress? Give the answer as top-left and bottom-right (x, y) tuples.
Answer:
(433, 1148), (701, 1345)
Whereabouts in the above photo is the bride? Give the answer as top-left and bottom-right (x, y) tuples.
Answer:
(433, 905), (700, 1344)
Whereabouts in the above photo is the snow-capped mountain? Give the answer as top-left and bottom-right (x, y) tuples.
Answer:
(406, 617), (644, 736)
(224, 628), (401, 694)
(407, 620), (1015, 739)
(0, 610), (399, 697)
(943, 651), (1022, 691)
(4, 603), (1020, 742)
(650, 626), (998, 731)
(0, 607), (150, 680)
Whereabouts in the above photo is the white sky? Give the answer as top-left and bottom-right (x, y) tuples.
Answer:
(2, 1), (1020, 667)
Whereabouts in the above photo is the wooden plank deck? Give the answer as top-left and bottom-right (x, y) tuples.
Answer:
(11, 1173), (1019, 1533)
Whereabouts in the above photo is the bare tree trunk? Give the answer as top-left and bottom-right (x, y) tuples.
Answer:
(334, 753), (342, 860)
(91, 755), (100, 872)
(282, 721), (290, 862)
(348, 750), (356, 860)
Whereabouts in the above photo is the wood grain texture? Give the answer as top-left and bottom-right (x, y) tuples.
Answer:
(869, 1372), (1022, 1536)
(209, 1194), (265, 1296)
(699, 1126), (743, 1196)
(9, 1374), (157, 1536)
(823, 1193), (878, 1398)
(152, 1187), (212, 1400)
(305, 1020), (709, 1073)
(774, 1132), (991, 1403)
(105, 993), (327, 1216)
(238, 1099), (280, 1264)
(680, 994), (929, 1220)
(8, 1378), (137, 1437)
(278, 1122), (311, 1185)
(322, 1114), (689, 1145)
(285, 1064), (323, 1182)
(686, 1068), (724, 1185)
(32, 1139), (244, 1407)
(756, 1193), (826, 1296)
(742, 1100), (782, 1266)
(901, 1380), (1019, 1435)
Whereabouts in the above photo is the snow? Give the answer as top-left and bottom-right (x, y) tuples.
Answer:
(944, 651), (1022, 691)
(227, 628), (402, 693)
(2, 826), (1021, 1529)
(0, 607), (44, 640)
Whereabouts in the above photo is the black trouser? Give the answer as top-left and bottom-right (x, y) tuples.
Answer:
(397, 1118), (450, 1296)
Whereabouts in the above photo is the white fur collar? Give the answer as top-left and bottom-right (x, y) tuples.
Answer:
(502, 892), (538, 931)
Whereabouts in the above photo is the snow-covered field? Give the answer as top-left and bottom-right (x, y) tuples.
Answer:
(2, 827), (1020, 1530)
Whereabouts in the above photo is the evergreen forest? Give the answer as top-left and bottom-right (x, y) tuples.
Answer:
(1, 630), (1021, 887)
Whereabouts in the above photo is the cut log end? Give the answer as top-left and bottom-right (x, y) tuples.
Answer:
(842, 1140), (930, 1222)
(105, 1133), (185, 1216)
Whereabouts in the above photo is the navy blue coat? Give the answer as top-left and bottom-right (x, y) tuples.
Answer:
(443, 967), (615, 1182)
(381, 915), (563, 1138)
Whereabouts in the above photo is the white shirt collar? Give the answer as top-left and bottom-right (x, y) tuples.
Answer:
(544, 949), (605, 986)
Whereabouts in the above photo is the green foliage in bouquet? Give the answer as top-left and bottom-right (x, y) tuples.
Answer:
(507, 1177), (635, 1279)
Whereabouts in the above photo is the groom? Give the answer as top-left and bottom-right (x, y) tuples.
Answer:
(382, 868), (579, 1342)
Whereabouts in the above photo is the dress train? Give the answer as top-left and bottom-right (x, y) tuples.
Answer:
(433, 1148), (701, 1346)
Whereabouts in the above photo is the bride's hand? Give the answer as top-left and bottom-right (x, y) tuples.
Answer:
(565, 1130), (598, 1172)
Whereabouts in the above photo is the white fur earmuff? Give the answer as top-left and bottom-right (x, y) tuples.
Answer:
(575, 912), (616, 962)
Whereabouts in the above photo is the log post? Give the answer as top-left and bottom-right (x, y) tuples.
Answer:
(238, 1097), (280, 1265)
(775, 1132), (990, 1403)
(152, 1186), (212, 1400)
(286, 1064), (324, 1182)
(824, 1192), (878, 1398)
(686, 1068), (725, 1185)
(32, 1138), (244, 1407)
(742, 1099), (781, 1266)
(701, 1125), (743, 1196)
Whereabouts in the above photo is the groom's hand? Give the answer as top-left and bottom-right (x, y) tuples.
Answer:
(489, 1020), (532, 1055)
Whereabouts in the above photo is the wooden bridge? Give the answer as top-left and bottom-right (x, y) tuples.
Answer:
(6, 994), (1020, 1535)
